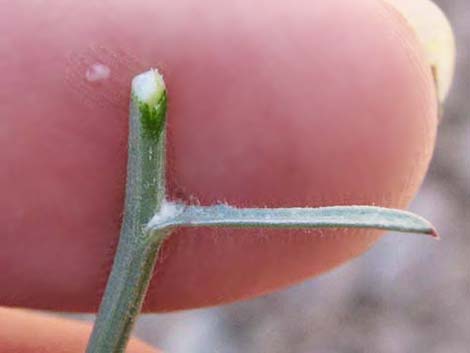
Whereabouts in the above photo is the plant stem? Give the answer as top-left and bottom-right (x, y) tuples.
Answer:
(86, 232), (168, 353)
(86, 70), (169, 353)
(86, 69), (438, 353)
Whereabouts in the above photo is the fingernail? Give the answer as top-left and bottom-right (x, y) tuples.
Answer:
(383, 0), (456, 105)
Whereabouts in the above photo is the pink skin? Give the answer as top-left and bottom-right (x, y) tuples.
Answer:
(0, 0), (437, 315)
(0, 307), (159, 353)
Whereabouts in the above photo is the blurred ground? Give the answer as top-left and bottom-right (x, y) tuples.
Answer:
(78, 1), (470, 352)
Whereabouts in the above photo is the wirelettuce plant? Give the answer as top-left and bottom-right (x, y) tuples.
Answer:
(85, 69), (438, 353)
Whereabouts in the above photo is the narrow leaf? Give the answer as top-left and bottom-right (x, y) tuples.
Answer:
(149, 203), (438, 238)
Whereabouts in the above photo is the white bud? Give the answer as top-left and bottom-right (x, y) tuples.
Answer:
(132, 68), (166, 106)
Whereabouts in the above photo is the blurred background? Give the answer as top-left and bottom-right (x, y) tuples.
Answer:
(77, 1), (469, 352)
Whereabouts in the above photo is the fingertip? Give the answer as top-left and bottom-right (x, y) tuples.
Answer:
(0, 307), (160, 353)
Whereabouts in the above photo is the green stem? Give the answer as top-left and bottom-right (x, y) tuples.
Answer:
(86, 232), (168, 353)
(86, 69), (438, 353)
(86, 70), (168, 353)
